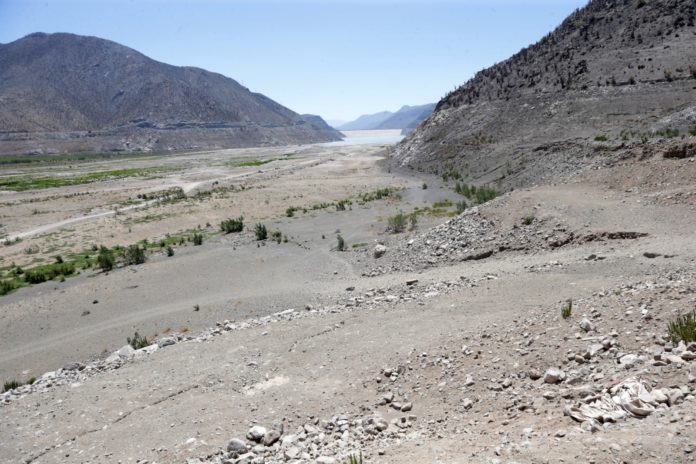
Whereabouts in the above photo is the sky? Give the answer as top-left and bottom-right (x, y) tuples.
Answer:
(0, 0), (588, 122)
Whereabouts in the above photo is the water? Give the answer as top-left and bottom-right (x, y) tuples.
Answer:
(320, 129), (404, 147)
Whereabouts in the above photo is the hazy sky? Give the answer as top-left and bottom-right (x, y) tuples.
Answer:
(0, 0), (587, 122)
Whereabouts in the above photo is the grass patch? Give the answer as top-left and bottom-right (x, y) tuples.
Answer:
(522, 216), (535, 226)
(255, 223), (268, 241)
(351, 242), (368, 249)
(221, 217), (244, 234)
(594, 135), (609, 142)
(561, 300), (573, 319)
(0, 167), (175, 191)
(454, 182), (499, 205)
(667, 310), (696, 343)
(3, 377), (36, 392)
(127, 331), (150, 349)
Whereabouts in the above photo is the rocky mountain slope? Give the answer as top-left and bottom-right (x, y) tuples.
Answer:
(337, 104), (434, 132)
(392, 0), (696, 187)
(0, 33), (341, 154)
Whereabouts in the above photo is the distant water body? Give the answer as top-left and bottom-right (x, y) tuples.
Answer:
(320, 129), (404, 147)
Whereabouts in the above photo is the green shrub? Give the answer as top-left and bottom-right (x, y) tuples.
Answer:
(561, 300), (573, 319)
(271, 230), (282, 244)
(286, 207), (298, 217)
(221, 216), (244, 233)
(124, 245), (147, 265)
(0, 280), (16, 296)
(689, 124), (696, 137)
(409, 214), (418, 231)
(522, 216), (535, 226)
(456, 200), (467, 214)
(345, 452), (363, 464)
(3, 380), (22, 392)
(336, 199), (351, 211)
(336, 235), (346, 251)
(387, 212), (408, 234)
(166, 246), (175, 257)
(422, 182), (428, 189)
(23, 262), (75, 284)
(667, 310), (696, 343)
(255, 223), (268, 240)
(97, 246), (115, 271)
(192, 233), (203, 246)
(127, 331), (150, 349)
(594, 135), (609, 142)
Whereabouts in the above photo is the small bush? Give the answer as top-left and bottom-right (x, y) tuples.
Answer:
(594, 135), (609, 142)
(221, 216), (244, 233)
(271, 230), (282, 244)
(23, 262), (75, 284)
(97, 246), (115, 271)
(422, 182), (428, 189)
(667, 310), (696, 343)
(255, 223), (268, 240)
(166, 246), (174, 257)
(387, 212), (408, 234)
(124, 245), (147, 265)
(336, 199), (351, 211)
(455, 200), (467, 214)
(192, 233), (203, 246)
(286, 207), (298, 217)
(409, 214), (418, 231)
(561, 299), (573, 319)
(522, 216), (535, 226)
(3, 380), (22, 392)
(336, 235), (346, 251)
(0, 280), (16, 296)
(127, 331), (150, 349)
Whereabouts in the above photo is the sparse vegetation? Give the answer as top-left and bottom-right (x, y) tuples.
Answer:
(336, 199), (351, 211)
(166, 246), (175, 257)
(0, 167), (174, 191)
(454, 182), (499, 205)
(127, 331), (150, 349)
(23, 261), (76, 284)
(271, 230), (282, 244)
(561, 299), (573, 319)
(522, 216), (535, 226)
(0, 280), (16, 296)
(387, 212), (408, 234)
(97, 246), (115, 271)
(123, 244), (147, 265)
(345, 453), (363, 464)
(667, 310), (696, 343)
(422, 182), (428, 189)
(455, 200), (467, 214)
(255, 223), (268, 240)
(3, 377), (35, 393)
(221, 216), (244, 233)
(594, 135), (609, 142)
(192, 233), (204, 246)
(336, 235), (346, 251)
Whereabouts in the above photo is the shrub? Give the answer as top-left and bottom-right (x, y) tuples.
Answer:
(221, 216), (244, 233)
(286, 207), (298, 217)
(3, 380), (22, 392)
(387, 212), (408, 234)
(561, 299), (573, 319)
(456, 200), (467, 214)
(192, 233), (203, 246)
(336, 199), (351, 211)
(166, 246), (174, 257)
(124, 245), (147, 265)
(422, 182), (428, 189)
(594, 135), (609, 142)
(336, 235), (346, 251)
(522, 216), (535, 226)
(97, 246), (115, 271)
(127, 331), (150, 349)
(0, 280), (15, 296)
(255, 223), (268, 240)
(271, 230), (282, 244)
(689, 124), (696, 137)
(23, 262), (76, 284)
(667, 310), (696, 343)
(409, 214), (418, 231)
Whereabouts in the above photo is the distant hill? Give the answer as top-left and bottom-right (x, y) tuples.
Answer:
(0, 33), (341, 155)
(393, 0), (696, 188)
(338, 103), (434, 131)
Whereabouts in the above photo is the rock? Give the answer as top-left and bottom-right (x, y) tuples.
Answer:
(619, 354), (641, 368)
(462, 398), (474, 410)
(587, 344), (604, 358)
(464, 375), (475, 386)
(116, 344), (136, 359)
(235, 452), (255, 464)
(157, 337), (176, 348)
(544, 368), (566, 384)
(401, 402), (413, 412)
(262, 429), (281, 446)
(382, 391), (394, 403)
(579, 318), (594, 332)
(316, 457), (336, 464)
(681, 351), (696, 361)
(246, 425), (267, 442)
(284, 447), (301, 460)
(374, 244), (387, 259)
(406, 279), (419, 286)
(528, 369), (542, 381)
(643, 252), (661, 259)
(62, 362), (83, 371)
(226, 438), (247, 457)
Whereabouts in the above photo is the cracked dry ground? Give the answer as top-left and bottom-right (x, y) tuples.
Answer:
(2, 156), (696, 464)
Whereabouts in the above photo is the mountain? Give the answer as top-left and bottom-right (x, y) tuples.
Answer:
(375, 103), (436, 134)
(337, 111), (393, 131)
(338, 104), (435, 132)
(392, 0), (696, 187)
(0, 33), (341, 155)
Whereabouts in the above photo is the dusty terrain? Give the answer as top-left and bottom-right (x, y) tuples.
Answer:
(0, 132), (695, 464)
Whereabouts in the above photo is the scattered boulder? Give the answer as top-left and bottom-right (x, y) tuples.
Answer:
(544, 368), (566, 384)
(374, 244), (388, 258)
(246, 425), (267, 442)
(226, 438), (247, 457)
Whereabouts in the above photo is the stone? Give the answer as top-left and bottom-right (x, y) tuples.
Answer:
(316, 457), (336, 464)
(116, 344), (136, 359)
(543, 368), (566, 384)
(235, 452), (255, 464)
(401, 402), (413, 412)
(226, 438), (247, 457)
(619, 354), (641, 368)
(462, 398), (474, 409)
(62, 362), (83, 371)
(246, 425), (267, 442)
(587, 344), (604, 358)
(284, 447), (300, 460)
(374, 244), (387, 259)
(579, 318), (594, 332)
(158, 337), (176, 348)
(262, 429), (281, 446)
